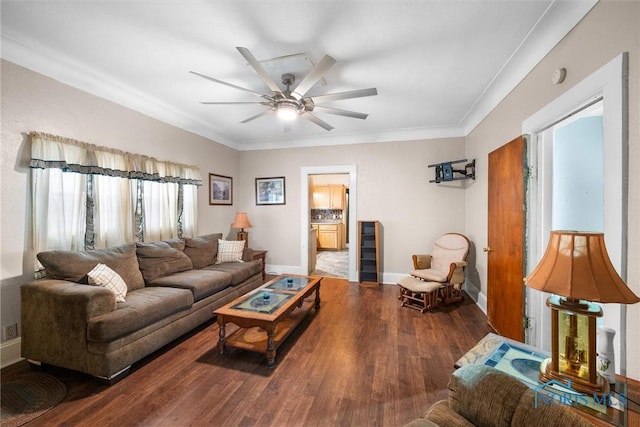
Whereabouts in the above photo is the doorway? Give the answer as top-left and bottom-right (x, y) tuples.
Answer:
(522, 54), (627, 368)
(300, 165), (357, 281)
(309, 173), (350, 278)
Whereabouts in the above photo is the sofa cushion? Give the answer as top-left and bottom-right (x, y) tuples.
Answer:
(37, 243), (145, 291)
(204, 259), (262, 285)
(448, 364), (528, 427)
(148, 269), (233, 301)
(184, 233), (222, 268)
(87, 286), (194, 342)
(216, 239), (245, 263)
(87, 263), (128, 302)
(412, 268), (448, 282)
(136, 241), (193, 283)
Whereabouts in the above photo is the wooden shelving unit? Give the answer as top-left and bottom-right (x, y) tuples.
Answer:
(358, 220), (380, 287)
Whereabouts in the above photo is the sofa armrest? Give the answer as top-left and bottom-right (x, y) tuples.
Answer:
(21, 279), (116, 366)
(412, 254), (433, 270)
(242, 247), (254, 262)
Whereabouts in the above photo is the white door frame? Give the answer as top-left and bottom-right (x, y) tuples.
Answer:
(300, 165), (357, 281)
(522, 54), (628, 368)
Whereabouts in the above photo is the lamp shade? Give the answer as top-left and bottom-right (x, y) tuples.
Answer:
(524, 230), (639, 304)
(232, 212), (253, 229)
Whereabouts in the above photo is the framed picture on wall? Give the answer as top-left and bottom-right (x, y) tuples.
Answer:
(255, 177), (285, 205)
(209, 173), (232, 205)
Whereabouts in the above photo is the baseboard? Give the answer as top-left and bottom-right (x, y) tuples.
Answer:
(265, 264), (303, 276)
(476, 291), (488, 314)
(382, 272), (406, 285)
(0, 337), (23, 368)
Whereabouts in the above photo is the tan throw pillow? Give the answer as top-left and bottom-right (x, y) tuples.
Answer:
(87, 263), (128, 302)
(216, 239), (245, 264)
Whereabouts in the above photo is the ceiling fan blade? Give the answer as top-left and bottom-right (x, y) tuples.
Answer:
(311, 87), (378, 103)
(301, 112), (334, 131)
(190, 71), (268, 98)
(200, 101), (270, 105)
(236, 47), (282, 94)
(312, 105), (369, 120)
(291, 55), (336, 100)
(240, 108), (273, 124)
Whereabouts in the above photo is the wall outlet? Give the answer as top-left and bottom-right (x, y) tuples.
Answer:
(3, 323), (18, 340)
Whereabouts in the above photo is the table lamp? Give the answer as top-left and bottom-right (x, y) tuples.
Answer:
(524, 231), (639, 395)
(232, 212), (252, 246)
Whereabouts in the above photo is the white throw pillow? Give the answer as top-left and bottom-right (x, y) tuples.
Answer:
(216, 239), (246, 264)
(87, 263), (128, 302)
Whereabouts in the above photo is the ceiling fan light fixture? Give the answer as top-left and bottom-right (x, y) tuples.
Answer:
(276, 101), (300, 121)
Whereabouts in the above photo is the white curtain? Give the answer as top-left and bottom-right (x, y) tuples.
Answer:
(93, 174), (135, 248)
(32, 168), (86, 254)
(182, 184), (198, 238)
(142, 180), (179, 242)
(30, 132), (202, 270)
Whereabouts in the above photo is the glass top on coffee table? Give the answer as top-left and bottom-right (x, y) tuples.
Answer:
(264, 276), (311, 292)
(231, 290), (293, 314)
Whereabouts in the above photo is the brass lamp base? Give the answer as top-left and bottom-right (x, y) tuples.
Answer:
(237, 231), (248, 247)
(539, 358), (610, 396)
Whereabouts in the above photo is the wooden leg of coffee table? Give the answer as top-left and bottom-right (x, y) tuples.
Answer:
(314, 285), (321, 309)
(266, 328), (276, 368)
(217, 317), (229, 357)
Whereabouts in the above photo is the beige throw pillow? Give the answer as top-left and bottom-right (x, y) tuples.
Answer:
(216, 239), (245, 264)
(88, 263), (128, 302)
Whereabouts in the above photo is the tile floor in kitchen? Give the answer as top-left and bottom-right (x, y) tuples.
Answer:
(311, 249), (349, 278)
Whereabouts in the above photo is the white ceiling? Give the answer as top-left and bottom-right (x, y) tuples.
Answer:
(1, 1), (597, 151)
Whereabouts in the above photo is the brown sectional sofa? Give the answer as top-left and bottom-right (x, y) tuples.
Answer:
(21, 233), (263, 382)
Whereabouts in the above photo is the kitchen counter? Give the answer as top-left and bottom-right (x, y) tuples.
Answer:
(311, 220), (343, 224)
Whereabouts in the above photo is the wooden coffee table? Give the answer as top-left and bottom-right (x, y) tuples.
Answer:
(214, 274), (322, 367)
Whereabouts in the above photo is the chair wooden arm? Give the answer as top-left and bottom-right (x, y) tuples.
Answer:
(412, 254), (433, 270)
(447, 261), (468, 285)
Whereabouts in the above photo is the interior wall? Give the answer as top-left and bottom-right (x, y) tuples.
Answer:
(464, 0), (640, 378)
(238, 138), (467, 279)
(0, 60), (240, 347)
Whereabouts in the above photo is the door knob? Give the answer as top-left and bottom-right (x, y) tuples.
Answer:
(483, 247), (492, 253)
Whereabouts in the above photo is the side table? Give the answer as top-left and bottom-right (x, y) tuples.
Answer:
(252, 250), (267, 281)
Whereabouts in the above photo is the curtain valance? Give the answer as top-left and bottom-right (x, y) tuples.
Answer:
(29, 131), (202, 185)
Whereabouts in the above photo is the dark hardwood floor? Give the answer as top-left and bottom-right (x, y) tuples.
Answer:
(2, 278), (493, 426)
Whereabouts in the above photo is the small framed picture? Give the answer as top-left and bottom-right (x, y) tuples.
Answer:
(209, 173), (232, 205)
(255, 177), (286, 205)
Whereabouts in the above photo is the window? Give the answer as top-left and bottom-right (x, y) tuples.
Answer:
(30, 132), (201, 272)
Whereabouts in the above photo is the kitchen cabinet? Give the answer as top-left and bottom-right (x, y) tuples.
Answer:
(311, 185), (345, 209)
(358, 220), (380, 287)
(315, 223), (344, 250)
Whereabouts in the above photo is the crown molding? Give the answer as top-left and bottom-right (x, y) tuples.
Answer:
(1, 35), (241, 150)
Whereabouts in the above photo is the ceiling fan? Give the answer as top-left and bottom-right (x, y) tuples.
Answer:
(190, 47), (378, 131)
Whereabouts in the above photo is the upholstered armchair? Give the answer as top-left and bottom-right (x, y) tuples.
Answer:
(410, 232), (470, 305)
